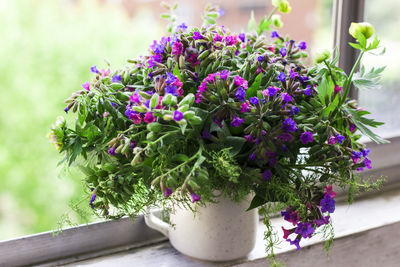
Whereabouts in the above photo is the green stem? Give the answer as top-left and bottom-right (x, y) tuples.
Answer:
(266, 7), (278, 21)
(339, 51), (364, 106)
(323, 60), (337, 86)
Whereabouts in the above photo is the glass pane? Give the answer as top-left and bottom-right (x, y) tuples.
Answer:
(358, 0), (400, 136)
(0, 0), (332, 240)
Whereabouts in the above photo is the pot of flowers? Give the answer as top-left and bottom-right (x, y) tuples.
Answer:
(49, 0), (387, 264)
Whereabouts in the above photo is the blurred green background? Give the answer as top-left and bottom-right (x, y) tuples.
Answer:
(0, 0), (161, 240)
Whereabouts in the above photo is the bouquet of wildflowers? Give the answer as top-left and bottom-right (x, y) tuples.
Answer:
(49, 0), (386, 259)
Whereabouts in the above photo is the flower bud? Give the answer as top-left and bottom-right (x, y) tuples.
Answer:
(349, 22), (374, 40)
(163, 114), (173, 121)
(179, 93), (195, 106)
(162, 94), (172, 106)
(170, 95), (178, 106)
(150, 93), (159, 109)
(183, 111), (195, 119)
(55, 116), (66, 128)
(146, 122), (162, 133)
(315, 50), (331, 63)
(271, 14), (283, 28)
(272, 0), (291, 14)
(189, 116), (202, 125)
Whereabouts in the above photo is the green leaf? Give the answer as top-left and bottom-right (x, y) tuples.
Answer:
(110, 83), (125, 90)
(355, 31), (367, 49)
(323, 93), (339, 117)
(330, 47), (340, 65)
(248, 10), (257, 32)
(246, 73), (262, 99)
(352, 65), (385, 91)
(225, 136), (246, 156)
(247, 194), (267, 211)
(173, 64), (182, 81)
(257, 17), (272, 35)
(348, 42), (362, 50)
(316, 74), (332, 106)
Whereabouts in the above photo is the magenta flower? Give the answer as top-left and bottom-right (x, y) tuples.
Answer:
(130, 113), (142, 124)
(244, 134), (254, 143)
(173, 110), (183, 121)
(281, 206), (300, 226)
(191, 192), (201, 202)
(164, 188), (172, 198)
(300, 132), (313, 144)
(278, 133), (293, 143)
(100, 68), (110, 76)
(282, 227), (294, 240)
(144, 112), (156, 123)
(130, 92), (141, 103)
(231, 116), (244, 127)
(234, 75), (248, 89)
(334, 85), (343, 93)
(225, 35), (238, 46)
(349, 124), (356, 132)
(325, 185), (337, 198)
(82, 82), (90, 91)
(328, 135), (337, 145)
(213, 33), (223, 42)
(240, 101), (250, 113)
(172, 41), (184, 56)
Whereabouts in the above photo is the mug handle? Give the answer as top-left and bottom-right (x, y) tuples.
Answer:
(144, 210), (170, 237)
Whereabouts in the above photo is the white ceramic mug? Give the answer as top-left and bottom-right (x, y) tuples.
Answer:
(144, 195), (258, 261)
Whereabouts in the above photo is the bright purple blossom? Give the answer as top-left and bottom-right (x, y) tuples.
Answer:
(281, 92), (293, 102)
(82, 82), (90, 91)
(225, 35), (238, 46)
(89, 193), (96, 209)
(295, 222), (315, 238)
(219, 70), (230, 80)
(328, 135), (337, 145)
(336, 133), (345, 144)
(271, 31), (279, 38)
(231, 116), (244, 127)
(258, 56), (265, 62)
(314, 215), (330, 227)
(150, 40), (165, 54)
(234, 75), (248, 89)
(349, 124), (356, 132)
(298, 41), (307, 50)
(263, 170), (272, 181)
(173, 110), (183, 121)
(213, 33), (223, 42)
(267, 86), (279, 97)
(280, 47), (287, 57)
(112, 75), (122, 83)
(250, 97), (259, 105)
(290, 69), (299, 79)
(249, 153), (256, 161)
(90, 65), (99, 73)
(304, 85), (312, 96)
(334, 85), (343, 93)
(320, 194), (335, 213)
(192, 31), (203, 40)
(164, 188), (172, 197)
(351, 150), (363, 163)
(300, 132), (313, 144)
(281, 207), (300, 226)
(282, 118), (298, 133)
(238, 33), (246, 42)
(361, 148), (370, 157)
(191, 192), (201, 202)
(277, 72), (286, 82)
(108, 147), (116, 156)
(288, 238), (301, 250)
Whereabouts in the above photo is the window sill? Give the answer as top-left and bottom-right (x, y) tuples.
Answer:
(58, 186), (400, 266)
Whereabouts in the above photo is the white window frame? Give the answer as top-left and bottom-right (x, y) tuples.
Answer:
(1, 1), (399, 266)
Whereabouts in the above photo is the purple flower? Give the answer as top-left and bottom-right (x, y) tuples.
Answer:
(130, 92), (140, 103)
(280, 47), (287, 57)
(165, 85), (178, 95)
(304, 85), (312, 96)
(295, 222), (315, 238)
(235, 87), (246, 102)
(263, 170), (272, 181)
(281, 207), (300, 226)
(328, 135), (337, 145)
(89, 193), (96, 209)
(268, 86), (278, 97)
(290, 106), (300, 115)
(298, 41), (307, 50)
(249, 153), (256, 161)
(108, 147), (116, 156)
(241, 101), (250, 113)
(250, 97), (259, 105)
(172, 41), (184, 55)
(281, 92), (293, 103)
(361, 148), (370, 157)
(258, 56), (265, 62)
(218, 8), (225, 17)
(173, 110), (183, 121)
(112, 75), (122, 83)
(219, 70), (230, 80)
(349, 124), (356, 132)
(288, 238), (301, 250)
(202, 130), (211, 139)
(300, 132), (313, 144)
(314, 215), (330, 227)
(290, 69), (299, 79)
(64, 106), (70, 113)
(192, 31), (203, 40)
(150, 40), (164, 54)
(144, 112), (156, 123)
(231, 116), (244, 127)
(238, 33), (246, 42)
(213, 117), (223, 128)
(336, 133), (345, 144)
(282, 117), (298, 133)
(271, 31), (279, 38)
(191, 192), (201, 203)
(244, 134), (254, 142)
(277, 72), (286, 82)
(176, 23), (188, 31)
(351, 150), (363, 164)
(164, 188), (172, 198)
(224, 35), (238, 46)
(82, 82), (90, 91)
(90, 65), (99, 73)
(234, 75), (248, 89)
(320, 194), (335, 213)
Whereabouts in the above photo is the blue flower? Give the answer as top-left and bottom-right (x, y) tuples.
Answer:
(290, 106), (300, 115)
(271, 31), (279, 38)
(282, 117), (298, 133)
(90, 65), (99, 74)
(250, 97), (259, 105)
(280, 47), (287, 57)
(235, 87), (246, 102)
(231, 116), (244, 127)
(112, 75), (122, 83)
(258, 56), (265, 62)
(173, 110), (183, 121)
(320, 194), (335, 213)
(294, 222), (315, 238)
(336, 133), (345, 144)
(277, 72), (286, 82)
(298, 41), (307, 50)
(238, 33), (246, 42)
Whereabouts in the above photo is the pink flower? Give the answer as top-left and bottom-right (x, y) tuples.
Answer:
(172, 41), (184, 56)
(328, 135), (337, 145)
(325, 185), (337, 198)
(334, 85), (342, 93)
(82, 82), (90, 91)
(144, 112), (156, 123)
(224, 35), (238, 46)
(240, 101), (250, 113)
(282, 227), (294, 240)
(130, 92), (141, 104)
(100, 69), (110, 76)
